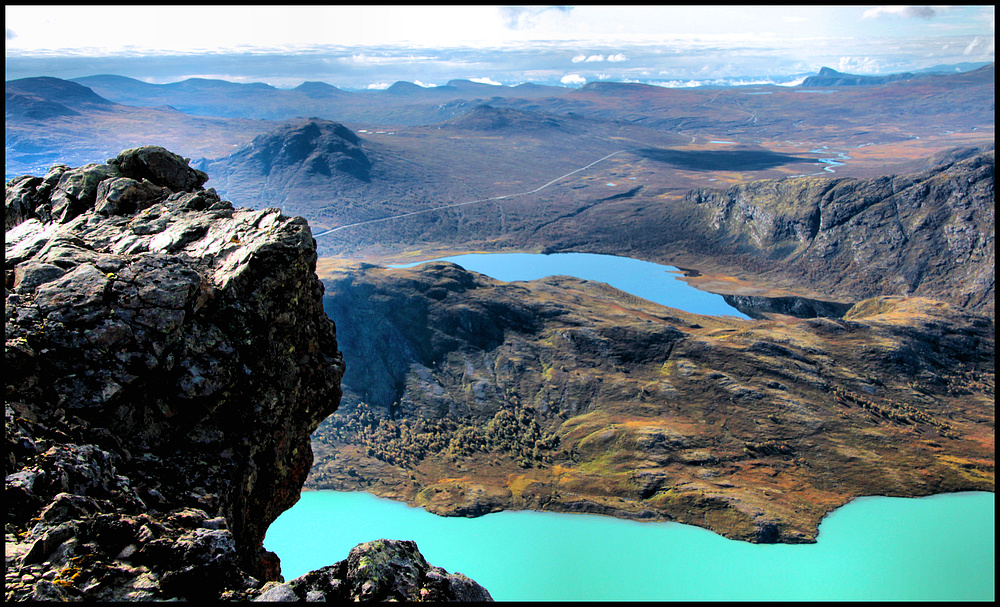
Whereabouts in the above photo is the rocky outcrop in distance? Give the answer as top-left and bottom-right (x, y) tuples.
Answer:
(721, 294), (854, 320)
(205, 118), (408, 229)
(212, 117), (371, 184)
(800, 66), (918, 87)
(4, 148), (490, 601)
(682, 147), (995, 313)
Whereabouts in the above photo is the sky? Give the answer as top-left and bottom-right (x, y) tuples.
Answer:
(5, 5), (995, 89)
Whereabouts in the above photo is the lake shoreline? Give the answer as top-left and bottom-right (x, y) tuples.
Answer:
(317, 247), (857, 305)
(268, 489), (995, 601)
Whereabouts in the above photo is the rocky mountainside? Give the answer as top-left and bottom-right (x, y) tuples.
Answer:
(310, 260), (994, 544)
(5, 76), (118, 121)
(512, 146), (994, 315)
(4, 148), (490, 601)
(681, 147), (995, 312)
(221, 118), (371, 182)
(204, 118), (435, 229)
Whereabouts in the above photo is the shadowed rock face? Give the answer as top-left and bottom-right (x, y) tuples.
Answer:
(722, 294), (855, 320)
(5, 148), (467, 601)
(682, 149), (995, 314)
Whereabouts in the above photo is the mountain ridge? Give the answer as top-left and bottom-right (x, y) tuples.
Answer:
(309, 259), (994, 543)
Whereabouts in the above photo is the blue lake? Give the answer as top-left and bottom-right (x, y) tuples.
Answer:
(395, 252), (751, 319)
(265, 490), (994, 601)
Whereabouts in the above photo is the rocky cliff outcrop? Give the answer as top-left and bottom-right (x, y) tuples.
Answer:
(800, 66), (919, 87)
(4, 148), (490, 601)
(683, 148), (995, 313)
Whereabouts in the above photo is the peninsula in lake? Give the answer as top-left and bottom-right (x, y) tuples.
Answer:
(5, 19), (995, 597)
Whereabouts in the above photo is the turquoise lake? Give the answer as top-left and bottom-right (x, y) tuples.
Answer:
(265, 490), (994, 601)
(274, 251), (995, 600)
(394, 252), (751, 319)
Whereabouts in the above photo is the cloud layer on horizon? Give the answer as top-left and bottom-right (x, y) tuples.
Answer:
(4, 6), (993, 89)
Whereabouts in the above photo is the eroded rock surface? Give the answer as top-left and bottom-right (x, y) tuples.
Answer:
(4, 149), (490, 601)
(255, 539), (492, 602)
(682, 148), (995, 313)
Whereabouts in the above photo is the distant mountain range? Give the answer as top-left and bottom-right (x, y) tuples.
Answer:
(802, 63), (995, 86)
(65, 75), (568, 122)
(5, 63), (995, 313)
(24, 62), (983, 121)
(7, 63), (993, 177)
(6, 76), (117, 120)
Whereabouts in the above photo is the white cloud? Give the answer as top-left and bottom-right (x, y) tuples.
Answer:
(346, 53), (437, 65)
(963, 36), (982, 55)
(498, 6), (573, 30)
(4, 6), (993, 87)
(569, 53), (606, 62)
(561, 73), (586, 85)
(469, 76), (503, 85)
(836, 56), (882, 74)
(862, 6), (937, 20)
(366, 82), (391, 90)
(413, 80), (437, 88)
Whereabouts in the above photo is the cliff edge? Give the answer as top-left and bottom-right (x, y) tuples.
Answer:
(4, 148), (490, 601)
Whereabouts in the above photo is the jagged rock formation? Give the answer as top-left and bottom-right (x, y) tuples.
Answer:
(310, 260), (994, 543)
(254, 539), (492, 602)
(4, 148), (490, 601)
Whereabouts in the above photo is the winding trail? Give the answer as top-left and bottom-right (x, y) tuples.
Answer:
(313, 150), (629, 237)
